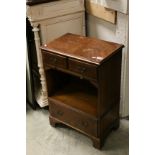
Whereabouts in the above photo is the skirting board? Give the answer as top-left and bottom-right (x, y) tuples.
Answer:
(85, 0), (116, 24)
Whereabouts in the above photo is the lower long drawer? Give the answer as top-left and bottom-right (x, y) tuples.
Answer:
(49, 99), (98, 137)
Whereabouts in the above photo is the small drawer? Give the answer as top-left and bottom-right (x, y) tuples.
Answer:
(42, 51), (67, 69)
(68, 58), (97, 80)
(49, 99), (98, 137)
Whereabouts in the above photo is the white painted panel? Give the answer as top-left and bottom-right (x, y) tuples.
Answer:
(27, 0), (84, 22)
(40, 13), (84, 44)
(88, 0), (128, 14)
(45, 17), (83, 43)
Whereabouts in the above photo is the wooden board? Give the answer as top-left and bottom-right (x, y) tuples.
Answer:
(98, 0), (128, 14)
(85, 0), (116, 24)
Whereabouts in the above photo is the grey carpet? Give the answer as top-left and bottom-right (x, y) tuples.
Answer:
(26, 105), (129, 155)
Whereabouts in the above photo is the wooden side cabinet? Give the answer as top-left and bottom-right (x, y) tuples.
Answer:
(41, 33), (124, 149)
(26, 0), (85, 107)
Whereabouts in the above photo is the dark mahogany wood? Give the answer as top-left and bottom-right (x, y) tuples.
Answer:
(26, 0), (59, 6)
(41, 33), (123, 65)
(49, 99), (98, 136)
(42, 51), (67, 69)
(41, 33), (124, 149)
(68, 58), (97, 80)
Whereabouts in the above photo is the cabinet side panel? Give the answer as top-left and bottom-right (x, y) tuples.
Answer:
(98, 50), (122, 117)
(100, 103), (120, 141)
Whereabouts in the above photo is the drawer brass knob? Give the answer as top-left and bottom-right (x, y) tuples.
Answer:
(77, 67), (86, 79)
(81, 120), (88, 128)
(81, 67), (86, 73)
(56, 110), (64, 116)
(77, 66), (86, 73)
(49, 57), (57, 63)
(53, 58), (57, 63)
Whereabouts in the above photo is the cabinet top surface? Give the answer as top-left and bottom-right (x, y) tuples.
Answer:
(41, 33), (124, 65)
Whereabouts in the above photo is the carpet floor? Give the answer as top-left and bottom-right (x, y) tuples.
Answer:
(26, 105), (129, 155)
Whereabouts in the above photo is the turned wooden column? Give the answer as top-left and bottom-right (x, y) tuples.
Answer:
(26, 0), (85, 107)
(31, 23), (48, 107)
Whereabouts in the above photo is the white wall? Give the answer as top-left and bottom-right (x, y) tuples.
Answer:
(87, 12), (129, 117)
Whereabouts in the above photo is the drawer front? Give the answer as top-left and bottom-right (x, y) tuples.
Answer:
(49, 100), (97, 137)
(68, 59), (97, 80)
(42, 51), (67, 69)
